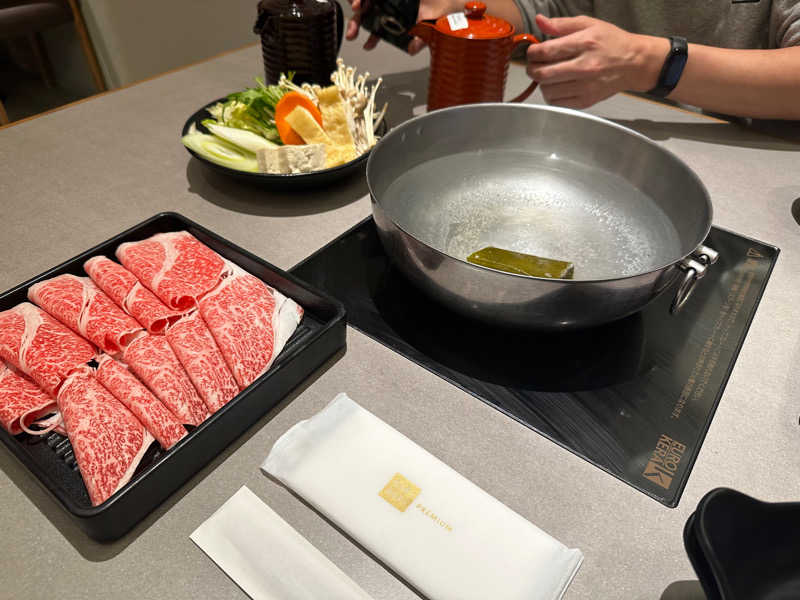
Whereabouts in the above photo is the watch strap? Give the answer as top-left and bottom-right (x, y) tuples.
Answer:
(648, 36), (688, 98)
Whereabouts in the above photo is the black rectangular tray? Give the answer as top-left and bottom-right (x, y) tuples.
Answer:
(0, 212), (346, 541)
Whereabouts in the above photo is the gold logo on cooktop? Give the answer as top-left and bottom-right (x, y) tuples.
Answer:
(379, 473), (421, 512)
(643, 434), (687, 490)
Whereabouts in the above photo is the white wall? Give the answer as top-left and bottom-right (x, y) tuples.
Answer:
(42, 0), (260, 95)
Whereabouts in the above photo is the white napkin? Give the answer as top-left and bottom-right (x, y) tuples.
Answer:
(262, 393), (583, 600)
(190, 486), (374, 600)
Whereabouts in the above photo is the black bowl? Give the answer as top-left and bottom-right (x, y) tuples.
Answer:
(181, 97), (387, 191)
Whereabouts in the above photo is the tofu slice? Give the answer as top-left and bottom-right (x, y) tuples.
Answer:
(324, 144), (357, 168)
(317, 86), (358, 166)
(285, 105), (357, 169)
(284, 107), (332, 146)
(280, 144), (326, 173)
(317, 86), (356, 148)
(256, 146), (283, 174)
(256, 144), (325, 174)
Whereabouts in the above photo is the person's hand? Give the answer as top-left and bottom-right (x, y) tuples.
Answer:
(525, 14), (669, 109)
(345, 0), (461, 54)
(345, 0), (381, 51)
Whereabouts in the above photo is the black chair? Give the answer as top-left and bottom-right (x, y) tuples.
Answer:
(0, 0), (105, 125)
(684, 487), (800, 600)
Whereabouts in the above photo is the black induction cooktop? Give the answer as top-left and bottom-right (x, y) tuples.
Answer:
(291, 218), (778, 507)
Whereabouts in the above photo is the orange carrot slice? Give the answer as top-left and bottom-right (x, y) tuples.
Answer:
(274, 91), (324, 145)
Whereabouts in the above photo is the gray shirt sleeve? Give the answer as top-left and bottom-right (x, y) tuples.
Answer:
(771, 0), (800, 47)
(509, 1), (800, 49)
(510, 0), (593, 37)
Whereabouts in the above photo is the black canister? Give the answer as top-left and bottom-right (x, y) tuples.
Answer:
(254, 0), (344, 85)
(358, 0), (420, 51)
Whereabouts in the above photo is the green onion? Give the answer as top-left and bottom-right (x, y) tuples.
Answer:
(182, 130), (259, 172)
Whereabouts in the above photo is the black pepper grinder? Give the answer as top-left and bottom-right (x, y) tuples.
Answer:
(254, 0), (344, 85)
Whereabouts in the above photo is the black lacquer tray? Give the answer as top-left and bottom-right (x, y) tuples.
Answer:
(291, 217), (778, 507)
(0, 212), (346, 541)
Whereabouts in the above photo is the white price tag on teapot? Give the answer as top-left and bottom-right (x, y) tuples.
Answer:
(447, 12), (469, 31)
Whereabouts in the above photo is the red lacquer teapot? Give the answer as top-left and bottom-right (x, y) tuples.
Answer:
(410, 1), (539, 110)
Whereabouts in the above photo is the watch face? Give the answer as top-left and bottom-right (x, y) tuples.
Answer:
(664, 53), (688, 88)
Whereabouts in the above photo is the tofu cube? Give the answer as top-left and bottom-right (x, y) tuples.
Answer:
(281, 144), (326, 173)
(256, 144), (326, 174)
(256, 147), (283, 174)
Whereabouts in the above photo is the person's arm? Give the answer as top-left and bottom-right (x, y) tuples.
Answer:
(526, 15), (800, 120)
(669, 44), (800, 120)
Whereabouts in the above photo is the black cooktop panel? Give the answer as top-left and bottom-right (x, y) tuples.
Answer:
(291, 218), (778, 506)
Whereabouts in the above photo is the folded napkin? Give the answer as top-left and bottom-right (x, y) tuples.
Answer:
(190, 486), (374, 600)
(262, 393), (583, 600)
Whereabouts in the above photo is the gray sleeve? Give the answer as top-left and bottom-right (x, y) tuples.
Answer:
(510, 0), (594, 37)
(770, 0), (800, 47)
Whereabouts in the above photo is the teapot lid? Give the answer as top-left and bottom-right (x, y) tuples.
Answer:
(433, 2), (513, 39)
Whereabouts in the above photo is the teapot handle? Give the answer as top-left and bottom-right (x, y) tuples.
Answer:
(254, 7), (271, 34)
(508, 33), (540, 103)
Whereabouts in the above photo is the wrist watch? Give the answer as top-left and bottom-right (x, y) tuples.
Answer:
(648, 36), (688, 97)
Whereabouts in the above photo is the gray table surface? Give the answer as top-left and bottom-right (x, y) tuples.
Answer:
(1, 40), (799, 600)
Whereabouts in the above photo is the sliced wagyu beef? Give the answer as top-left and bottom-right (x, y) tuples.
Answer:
(123, 334), (209, 426)
(165, 311), (239, 414)
(0, 303), (95, 396)
(84, 256), (183, 334)
(114, 232), (304, 388)
(95, 355), (187, 449)
(57, 368), (153, 506)
(198, 263), (303, 389)
(116, 231), (229, 311)
(28, 274), (143, 355)
(0, 360), (58, 435)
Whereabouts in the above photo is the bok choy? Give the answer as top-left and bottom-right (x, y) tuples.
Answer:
(206, 78), (286, 143)
(202, 120), (277, 153)
(182, 124), (258, 172)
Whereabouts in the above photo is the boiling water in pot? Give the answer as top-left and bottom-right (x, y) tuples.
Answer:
(382, 149), (683, 280)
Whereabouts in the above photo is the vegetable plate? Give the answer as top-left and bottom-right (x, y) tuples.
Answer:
(181, 60), (387, 190)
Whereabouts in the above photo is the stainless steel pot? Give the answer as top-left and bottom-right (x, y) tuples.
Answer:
(366, 103), (718, 329)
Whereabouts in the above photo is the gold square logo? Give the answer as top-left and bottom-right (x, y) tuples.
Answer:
(379, 473), (420, 512)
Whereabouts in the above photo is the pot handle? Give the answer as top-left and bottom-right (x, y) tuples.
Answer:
(670, 244), (720, 314)
(509, 33), (541, 103)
